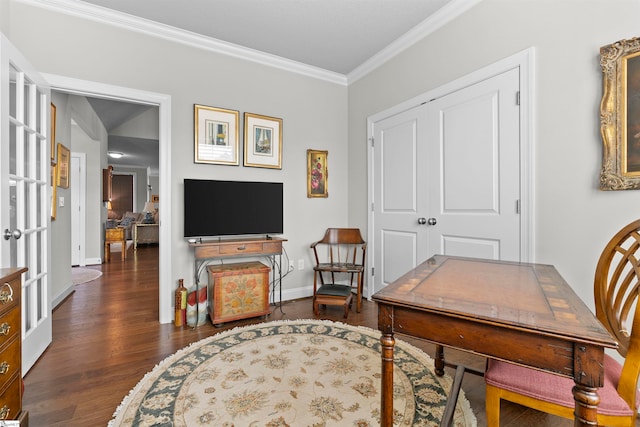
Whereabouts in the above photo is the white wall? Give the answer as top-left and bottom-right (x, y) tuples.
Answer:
(0, 2), (9, 35)
(49, 91), (108, 304)
(348, 0), (640, 311)
(7, 1), (349, 307)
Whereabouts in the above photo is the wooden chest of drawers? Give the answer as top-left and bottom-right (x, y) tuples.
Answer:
(207, 262), (271, 326)
(104, 227), (126, 262)
(0, 267), (28, 425)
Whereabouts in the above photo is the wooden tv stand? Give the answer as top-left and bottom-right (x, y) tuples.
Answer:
(190, 236), (286, 260)
(189, 236), (287, 309)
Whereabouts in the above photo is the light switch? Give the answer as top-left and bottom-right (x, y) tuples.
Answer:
(59, 196), (65, 207)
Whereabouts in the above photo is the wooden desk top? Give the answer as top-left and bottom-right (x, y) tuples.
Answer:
(372, 255), (616, 348)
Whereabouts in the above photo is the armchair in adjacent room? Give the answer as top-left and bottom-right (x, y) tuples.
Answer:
(311, 228), (366, 318)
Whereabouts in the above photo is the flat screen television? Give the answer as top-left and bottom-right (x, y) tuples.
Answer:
(183, 179), (283, 238)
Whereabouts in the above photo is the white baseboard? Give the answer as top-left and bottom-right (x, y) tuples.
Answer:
(52, 282), (75, 309)
(85, 257), (102, 265)
(270, 284), (313, 305)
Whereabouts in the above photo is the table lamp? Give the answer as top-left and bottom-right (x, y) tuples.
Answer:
(142, 202), (155, 224)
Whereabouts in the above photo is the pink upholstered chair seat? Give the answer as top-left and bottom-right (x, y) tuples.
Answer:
(485, 355), (639, 416)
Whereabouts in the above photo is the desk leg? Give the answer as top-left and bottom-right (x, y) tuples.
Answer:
(435, 344), (445, 376)
(572, 384), (599, 426)
(380, 332), (395, 427)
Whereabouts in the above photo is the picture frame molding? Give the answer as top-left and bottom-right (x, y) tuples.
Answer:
(600, 36), (640, 190)
(194, 104), (240, 166)
(56, 143), (70, 189)
(307, 149), (328, 198)
(243, 112), (283, 169)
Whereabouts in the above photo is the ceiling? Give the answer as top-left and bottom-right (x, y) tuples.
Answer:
(72, 0), (464, 174)
(76, 0), (455, 76)
(85, 97), (160, 174)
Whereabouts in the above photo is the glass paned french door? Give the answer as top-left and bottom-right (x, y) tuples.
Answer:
(1, 33), (52, 374)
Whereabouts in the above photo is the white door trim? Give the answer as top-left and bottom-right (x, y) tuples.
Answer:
(366, 47), (536, 298)
(42, 73), (173, 324)
(71, 152), (86, 266)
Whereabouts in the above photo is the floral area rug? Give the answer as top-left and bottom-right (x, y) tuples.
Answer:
(109, 319), (477, 427)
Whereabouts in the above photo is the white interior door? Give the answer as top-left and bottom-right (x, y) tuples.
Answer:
(370, 67), (522, 296)
(426, 68), (521, 260)
(0, 34), (52, 373)
(371, 107), (429, 293)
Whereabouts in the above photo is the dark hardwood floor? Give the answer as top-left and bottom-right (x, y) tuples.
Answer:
(23, 245), (601, 426)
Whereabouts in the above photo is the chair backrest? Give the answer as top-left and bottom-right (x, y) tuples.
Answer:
(594, 218), (640, 410)
(311, 228), (366, 266)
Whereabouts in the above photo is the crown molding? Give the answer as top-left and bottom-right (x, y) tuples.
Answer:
(20, 0), (481, 87)
(18, 0), (348, 85)
(347, 0), (483, 84)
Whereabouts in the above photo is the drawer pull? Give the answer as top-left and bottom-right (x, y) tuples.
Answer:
(0, 284), (13, 304)
(0, 323), (9, 336)
(0, 362), (9, 375)
(0, 405), (9, 419)
(237, 245), (246, 251)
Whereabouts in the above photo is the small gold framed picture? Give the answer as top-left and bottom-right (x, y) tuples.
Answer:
(307, 149), (328, 198)
(57, 143), (70, 189)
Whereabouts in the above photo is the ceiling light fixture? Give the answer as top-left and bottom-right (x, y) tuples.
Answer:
(108, 151), (124, 159)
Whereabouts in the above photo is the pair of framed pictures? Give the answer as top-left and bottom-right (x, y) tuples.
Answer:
(194, 104), (282, 169)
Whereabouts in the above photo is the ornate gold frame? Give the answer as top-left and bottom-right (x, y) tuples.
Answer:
(600, 37), (640, 190)
(307, 149), (328, 198)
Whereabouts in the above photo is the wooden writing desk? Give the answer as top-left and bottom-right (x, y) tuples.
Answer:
(372, 255), (617, 427)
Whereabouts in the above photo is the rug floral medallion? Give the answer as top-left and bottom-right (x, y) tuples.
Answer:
(109, 320), (476, 427)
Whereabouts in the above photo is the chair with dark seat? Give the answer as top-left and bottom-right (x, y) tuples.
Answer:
(311, 228), (366, 318)
(485, 218), (640, 426)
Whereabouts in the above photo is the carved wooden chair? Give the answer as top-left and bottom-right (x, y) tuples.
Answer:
(485, 219), (640, 426)
(311, 228), (366, 318)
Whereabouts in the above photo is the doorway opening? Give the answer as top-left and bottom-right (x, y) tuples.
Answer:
(46, 73), (173, 324)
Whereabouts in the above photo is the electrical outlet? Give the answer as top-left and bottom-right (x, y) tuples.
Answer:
(298, 259), (304, 270)
(59, 196), (65, 207)
(288, 260), (295, 272)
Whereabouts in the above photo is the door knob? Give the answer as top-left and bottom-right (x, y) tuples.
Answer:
(3, 229), (22, 241)
(418, 217), (427, 225)
(427, 218), (437, 226)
